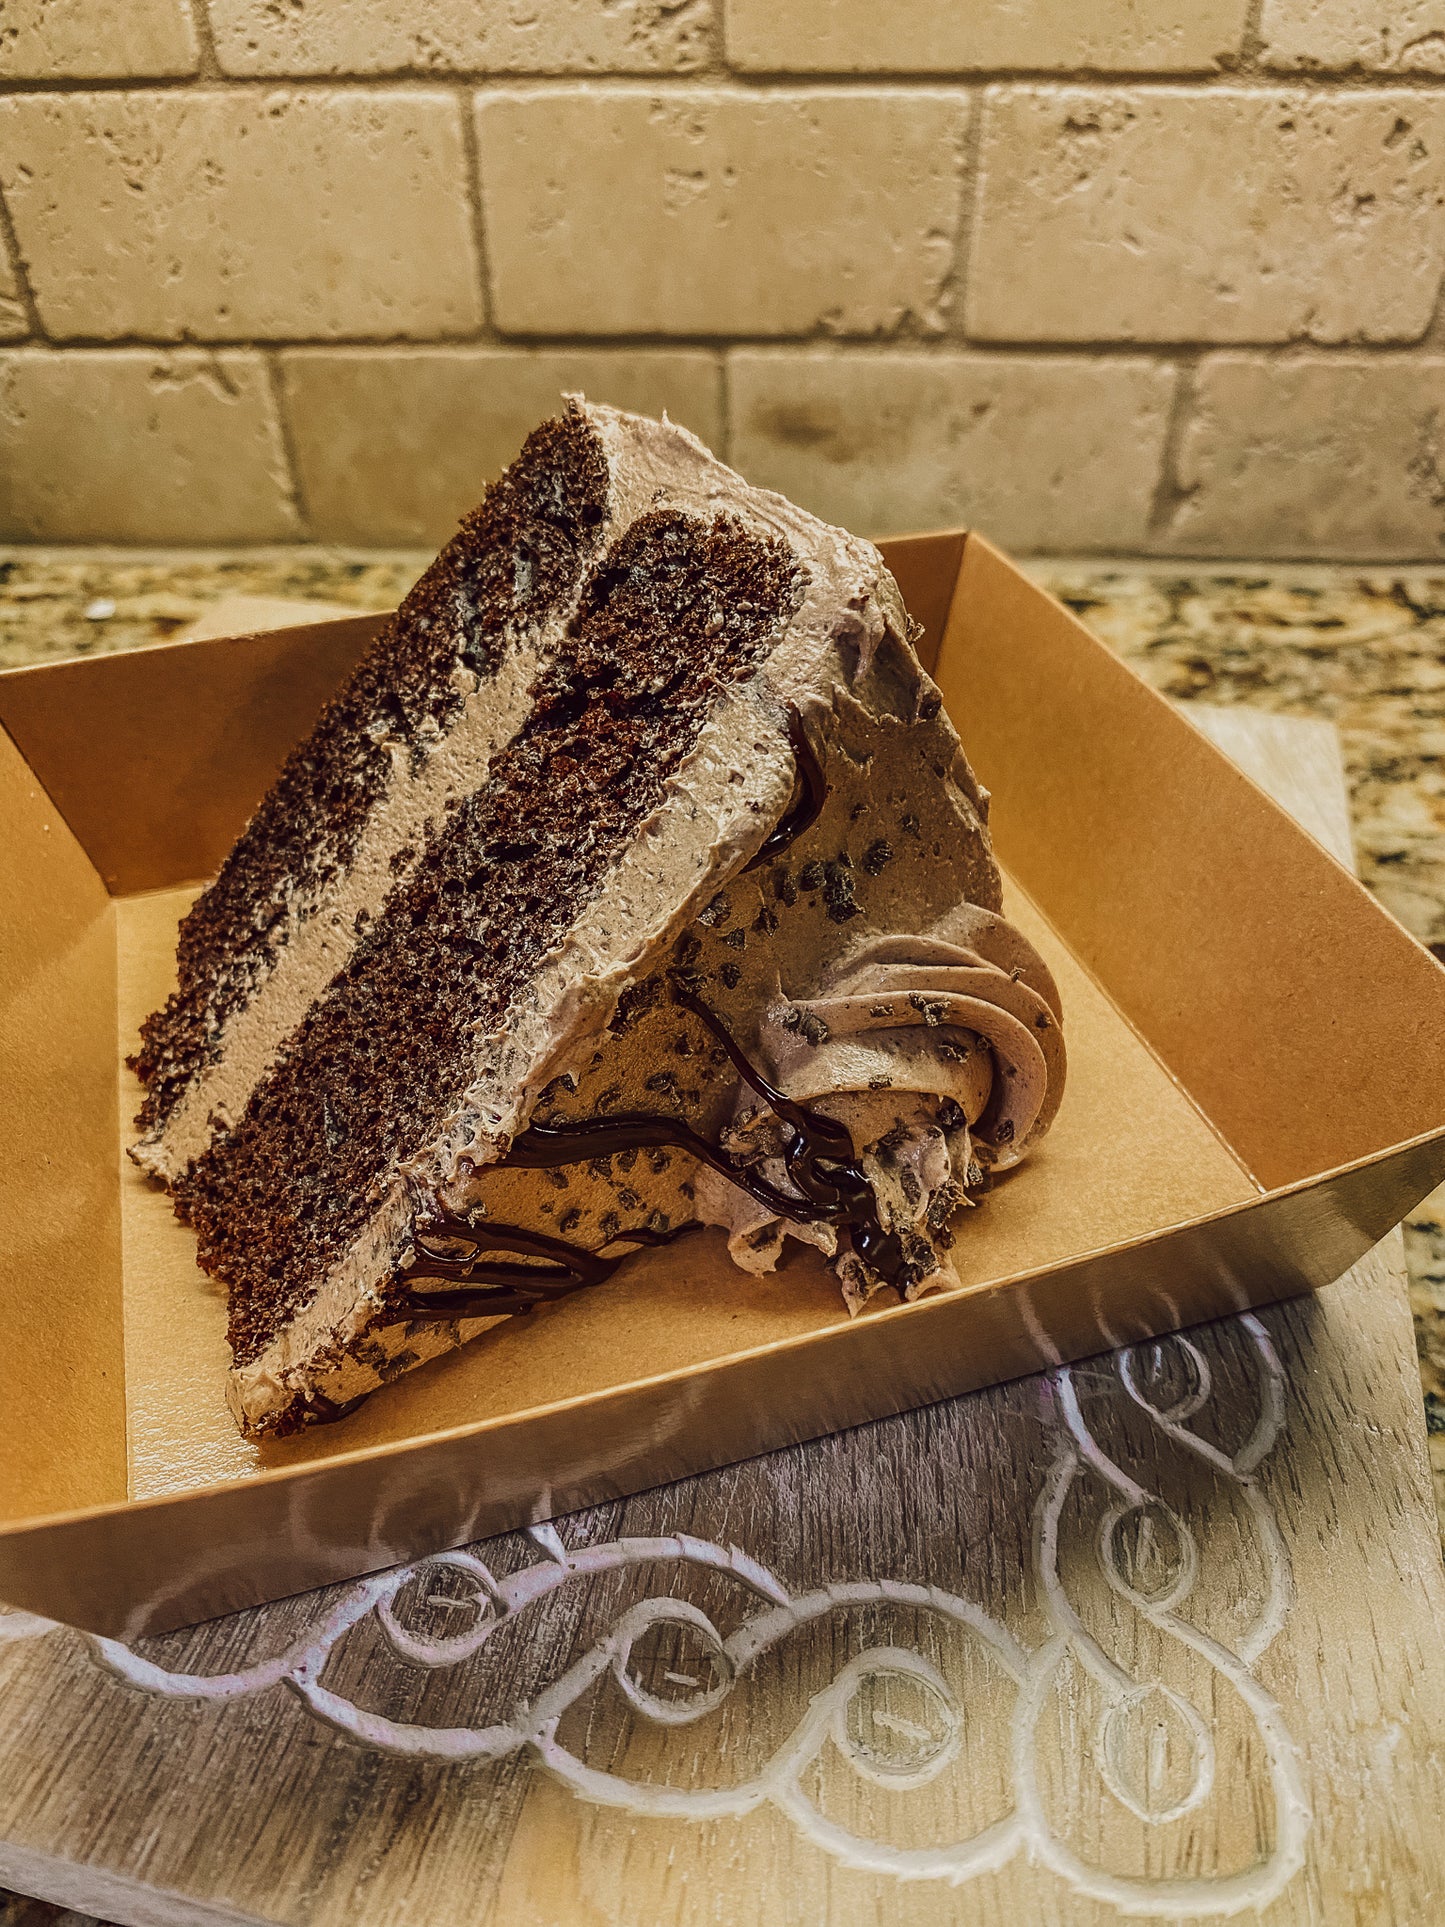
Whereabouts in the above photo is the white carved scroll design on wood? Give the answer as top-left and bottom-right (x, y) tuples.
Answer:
(0, 1315), (1308, 1917)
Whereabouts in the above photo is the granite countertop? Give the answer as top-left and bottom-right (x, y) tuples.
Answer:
(2, 546), (1442, 1538)
(1035, 560), (1445, 1544)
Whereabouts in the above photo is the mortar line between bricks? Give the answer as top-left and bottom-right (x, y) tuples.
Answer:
(261, 349), (311, 539)
(456, 86), (500, 344)
(1146, 357), (1202, 543)
(943, 84), (985, 342)
(1031, 544), (1445, 563)
(696, 0), (733, 85)
(184, 0), (224, 82)
(7, 335), (1443, 360)
(0, 181), (43, 339)
(1422, 268), (1445, 349)
(0, 544), (434, 565)
(8, 69), (1445, 95)
(9, 537), (1444, 566)
(1238, 0), (1270, 73)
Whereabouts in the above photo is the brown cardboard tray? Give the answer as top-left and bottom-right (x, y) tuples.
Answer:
(3, 531), (1444, 1639)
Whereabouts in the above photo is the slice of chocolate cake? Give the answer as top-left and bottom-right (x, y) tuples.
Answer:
(132, 401), (1065, 1438)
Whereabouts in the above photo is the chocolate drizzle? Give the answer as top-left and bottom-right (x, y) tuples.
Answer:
(388, 983), (907, 1328)
(379, 1213), (698, 1325)
(383, 705), (863, 1331)
(744, 707), (827, 872)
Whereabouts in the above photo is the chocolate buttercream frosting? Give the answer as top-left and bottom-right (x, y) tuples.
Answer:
(696, 901), (1064, 1309)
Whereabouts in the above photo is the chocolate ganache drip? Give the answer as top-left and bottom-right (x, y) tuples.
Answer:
(744, 706), (826, 872)
(386, 708), (902, 1326)
(381, 1211), (697, 1325)
(388, 981), (907, 1326)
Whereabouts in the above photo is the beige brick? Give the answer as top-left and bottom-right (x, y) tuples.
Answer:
(282, 348), (722, 542)
(969, 88), (1445, 345)
(0, 91), (481, 341)
(1159, 355), (1445, 559)
(0, 231), (25, 340)
(1260, 0), (1445, 73)
(476, 89), (968, 337)
(0, 350), (301, 542)
(729, 350), (1173, 545)
(727, 0), (1248, 73)
(211, 0), (710, 75)
(0, 0), (197, 79)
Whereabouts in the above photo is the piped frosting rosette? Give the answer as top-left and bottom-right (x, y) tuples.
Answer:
(695, 901), (1065, 1311)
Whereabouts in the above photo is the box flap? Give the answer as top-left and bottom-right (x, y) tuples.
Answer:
(0, 615), (384, 894)
(940, 535), (1445, 1190)
(0, 723), (127, 1518)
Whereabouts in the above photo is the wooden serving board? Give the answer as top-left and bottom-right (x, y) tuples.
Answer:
(1, 706), (1442, 1927)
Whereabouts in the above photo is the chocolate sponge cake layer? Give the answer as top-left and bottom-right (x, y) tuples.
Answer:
(131, 406), (609, 1165)
(179, 510), (803, 1369)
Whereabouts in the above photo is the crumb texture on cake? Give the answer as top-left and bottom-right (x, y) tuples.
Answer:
(131, 407), (609, 1140)
(178, 508), (804, 1369)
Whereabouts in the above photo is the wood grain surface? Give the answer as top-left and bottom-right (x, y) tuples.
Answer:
(1, 706), (1442, 1927)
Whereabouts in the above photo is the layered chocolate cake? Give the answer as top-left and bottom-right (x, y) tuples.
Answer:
(131, 400), (1065, 1438)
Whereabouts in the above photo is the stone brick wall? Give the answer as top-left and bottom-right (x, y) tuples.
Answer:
(2, 0), (1444, 555)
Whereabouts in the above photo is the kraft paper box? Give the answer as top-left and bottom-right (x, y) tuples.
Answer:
(3, 532), (1444, 1639)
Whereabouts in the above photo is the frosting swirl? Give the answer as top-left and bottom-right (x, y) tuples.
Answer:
(695, 901), (1065, 1310)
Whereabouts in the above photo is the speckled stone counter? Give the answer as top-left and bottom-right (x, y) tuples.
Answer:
(1031, 562), (1445, 1542)
(0, 550), (425, 671)
(3, 547), (1442, 1537)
